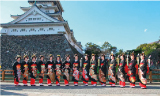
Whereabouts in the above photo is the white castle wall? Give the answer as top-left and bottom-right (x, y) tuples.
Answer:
(1, 26), (65, 35)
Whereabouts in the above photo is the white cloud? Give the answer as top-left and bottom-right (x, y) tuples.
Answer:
(144, 29), (147, 32)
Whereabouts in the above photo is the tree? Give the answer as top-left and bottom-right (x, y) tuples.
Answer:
(135, 42), (160, 68)
(150, 48), (160, 69)
(84, 41), (117, 59)
(101, 41), (111, 50)
(109, 46), (117, 54)
(101, 41), (117, 55)
(136, 42), (160, 56)
(116, 49), (123, 56)
(84, 42), (101, 58)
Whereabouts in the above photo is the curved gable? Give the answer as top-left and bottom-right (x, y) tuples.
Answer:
(9, 5), (61, 24)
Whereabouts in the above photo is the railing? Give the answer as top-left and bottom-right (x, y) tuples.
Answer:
(0, 69), (83, 83)
(1, 70), (14, 82)
(0, 69), (160, 83)
(148, 69), (160, 83)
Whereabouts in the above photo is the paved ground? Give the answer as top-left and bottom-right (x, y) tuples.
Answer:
(0, 82), (160, 96)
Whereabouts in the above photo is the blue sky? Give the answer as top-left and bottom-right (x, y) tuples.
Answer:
(0, 1), (160, 51)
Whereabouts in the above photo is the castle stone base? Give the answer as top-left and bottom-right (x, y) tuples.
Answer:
(1, 34), (83, 69)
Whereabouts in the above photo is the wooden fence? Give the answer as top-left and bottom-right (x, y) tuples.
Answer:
(0, 70), (82, 83)
(0, 69), (160, 83)
(148, 69), (160, 83)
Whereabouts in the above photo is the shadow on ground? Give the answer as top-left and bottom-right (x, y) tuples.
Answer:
(1, 84), (160, 91)
(1, 89), (27, 96)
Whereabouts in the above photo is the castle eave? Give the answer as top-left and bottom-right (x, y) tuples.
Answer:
(20, 5), (59, 12)
(20, 6), (32, 11)
(56, 1), (64, 12)
(11, 12), (61, 19)
(48, 13), (61, 16)
(11, 15), (21, 19)
(0, 22), (67, 27)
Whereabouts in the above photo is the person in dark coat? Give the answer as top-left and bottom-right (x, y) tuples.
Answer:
(29, 54), (37, 86)
(45, 54), (54, 86)
(117, 53), (128, 88)
(99, 54), (107, 86)
(108, 53), (116, 87)
(13, 55), (21, 86)
(21, 55), (29, 86)
(127, 52), (138, 88)
(37, 55), (45, 86)
(89, 54), (98, 86)
(63, 54), (72, 86)
(72, 54), (80, 86)
(138, 52), (149, 89)
(82, 54), (90, 86)
(54, 55), (62, 86)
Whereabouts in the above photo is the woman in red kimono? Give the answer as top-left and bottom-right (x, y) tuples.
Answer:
(45, 54), (54, 86)
(72, 54), (80, 86)
(89, 54), (98, 86)
(117, 54), (128, 88)
(82, 54), (90, 86)
(139, 53), (149, 89)
(99, 54), (107, 86)
(127, 52), (137, 88)
(21, 55), (29, 86)
(55, 55), (62, 86)
(108, 54), (116, 87)
(13, 55), (21, 86)
(29, 54), (37, 86)
(63, 54), (72, 86)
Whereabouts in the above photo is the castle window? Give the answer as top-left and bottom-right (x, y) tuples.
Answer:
(40, 28), (44, 31)
(37, 18), (41, 20)
(30, 28), (35, 31)
(12, 29), (17, 32)
(21, 29), (25, 32)
(49, 28), (54, 30)
(28, 18), (32, 20)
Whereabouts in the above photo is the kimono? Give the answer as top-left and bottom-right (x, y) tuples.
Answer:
(99, 59), (107, 85)
(89, 59), (98, 85)
(45, 60), (54, 85)
(82, 60), (90, 85)
(54, 60), (62, 86)
(72, 60), (80, 85)
(117, 60), (128, 87)
(37, 60), (45, 85)
(13, 61), (21, 86)
(63, 60), (72, 86)
(127, 59), (138, 87)
(21, 61), (29, 85)
(138, 59), (149, 88)
(29, 61), (37, 86)
(108, 59), (116, 85)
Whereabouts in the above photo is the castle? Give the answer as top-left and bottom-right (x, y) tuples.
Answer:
(0, 1), (83, 69)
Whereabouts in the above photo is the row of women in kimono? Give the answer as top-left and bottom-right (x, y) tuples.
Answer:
(13, 52), (149, 89)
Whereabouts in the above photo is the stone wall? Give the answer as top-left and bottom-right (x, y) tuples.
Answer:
(1, 34), (83, 70)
